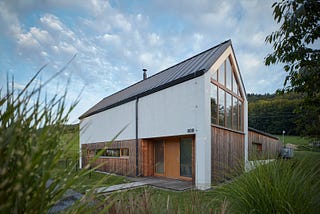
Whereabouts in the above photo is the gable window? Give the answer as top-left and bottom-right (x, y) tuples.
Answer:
(210, 56), (244, 131)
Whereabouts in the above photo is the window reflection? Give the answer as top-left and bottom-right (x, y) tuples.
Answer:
(211, 56), (243, 131)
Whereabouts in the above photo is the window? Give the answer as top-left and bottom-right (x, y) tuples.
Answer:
(218, 88), (225, 126)
(252, 143), (262, 153)
(211, 85), (218, 124)
(210, 56), (244, 131)
(155, 140), (164, 174)
(226, 93), (232, 129)
(226, 58), (232, 90)
(218, 63), (225, 85)
(180, 138), (192, 178)
(96, 148), (129, 158)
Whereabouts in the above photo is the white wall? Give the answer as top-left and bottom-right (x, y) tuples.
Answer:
(79, 100), (136, 144)
(138, 76), (204, 138)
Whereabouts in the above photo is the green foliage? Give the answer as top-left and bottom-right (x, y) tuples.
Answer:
(0, 69), (116, 213)
(248, 92), (302, 135)
(217, 157), (320, 213)
(265, 0), (320, 139)
(265, 0), (320, 95)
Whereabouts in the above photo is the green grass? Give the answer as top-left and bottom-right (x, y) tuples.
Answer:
(275, 135), (309, 146)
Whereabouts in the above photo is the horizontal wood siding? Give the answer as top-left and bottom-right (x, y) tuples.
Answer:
(248, 130), (282, 160)
(211, 126), (244, 183)
(81, 139), (137, 176)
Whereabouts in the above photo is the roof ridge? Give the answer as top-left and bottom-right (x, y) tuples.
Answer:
(79, 40), (232, 119)
(97, 40), (230, 102)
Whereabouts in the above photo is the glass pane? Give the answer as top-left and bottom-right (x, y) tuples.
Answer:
(226, 58), (232, 90)
(238, 101), (243, 131)
(218, 88), (225, 126)
(155, 141), (164, 174)
(226, 93), (232, 129)
(180, 138), (192, 178)
(218, 62), (225, 85)
(121, 148), (129, 157)
(211, 84), (218, 124)
(232, 97), (239, 130)
(212, 70), (217, 80)
(232, 73), (237, 94)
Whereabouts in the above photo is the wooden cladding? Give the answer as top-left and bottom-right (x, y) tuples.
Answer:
(82, 139), (138, 176)
(211, 125), (244, 183)
(248, 130), (282, 160)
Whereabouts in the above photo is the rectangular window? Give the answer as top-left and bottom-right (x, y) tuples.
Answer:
(96, 148), (129, 158)
(218, 88), (225, 126)
(238, 101), (243, 131)
(226, 93), (232, 129)
(211, 84), (218, 124)
(232, 74), (237, 94)
(232, 97), (239, 130)
(226, 58), (232, 90)
(180, 138), (192, 178)
(120, 148), (129, 157)
(155, 140), (164, 174)
(218, 63), (225, 85)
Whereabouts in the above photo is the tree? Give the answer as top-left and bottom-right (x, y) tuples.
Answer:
(265, 0), (320, 138)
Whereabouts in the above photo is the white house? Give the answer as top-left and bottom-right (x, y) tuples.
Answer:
(79, 40), (281, 190)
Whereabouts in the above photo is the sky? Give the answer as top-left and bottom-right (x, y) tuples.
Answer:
(0, 0), (286, 123)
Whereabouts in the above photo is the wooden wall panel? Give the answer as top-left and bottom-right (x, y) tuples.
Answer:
(248, 130), (282, 160)
(211, 126), (244, 183)
(82, 139), (137, 176)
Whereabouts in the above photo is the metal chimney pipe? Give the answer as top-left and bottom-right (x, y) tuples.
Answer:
(143, 69), (147, 80)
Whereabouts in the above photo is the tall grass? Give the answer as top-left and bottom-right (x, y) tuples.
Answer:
(0, 67), (117, 213)
(217, 158), (320, 213)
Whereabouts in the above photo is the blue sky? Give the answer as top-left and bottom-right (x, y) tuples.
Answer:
(0, 0), (286, 123)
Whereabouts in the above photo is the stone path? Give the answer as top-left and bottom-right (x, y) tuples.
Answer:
(96, 177), (193, 194)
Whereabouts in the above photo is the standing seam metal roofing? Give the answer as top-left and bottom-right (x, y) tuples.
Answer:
(79, 40), (232, 119)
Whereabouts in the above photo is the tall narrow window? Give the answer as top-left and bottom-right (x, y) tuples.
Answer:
(180, 138), (192, 178)
(218, 88), (225, 126)
(211, 84), (218, 124)
(232, 97), (239, 130)
(239, 101), (243, 131)
(226, 58), (232, 90)
(155, 141), (164, 174)
(226, 93), (232, 129)
(218, 63), (225, 85)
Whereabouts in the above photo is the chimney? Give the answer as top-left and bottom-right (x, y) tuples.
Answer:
(143, 69), (147, 80)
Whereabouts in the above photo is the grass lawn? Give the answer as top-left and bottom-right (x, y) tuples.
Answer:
(275, 135), (309, 146)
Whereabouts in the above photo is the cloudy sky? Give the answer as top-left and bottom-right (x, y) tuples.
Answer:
(0, 0), (286, 123)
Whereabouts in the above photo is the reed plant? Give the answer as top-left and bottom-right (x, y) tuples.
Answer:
(217, 157), (320, 213)
(0, 66), (118, 213)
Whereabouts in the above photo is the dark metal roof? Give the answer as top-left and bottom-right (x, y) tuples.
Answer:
(248, 127), (280, 140)
(79, 40), (232, 119)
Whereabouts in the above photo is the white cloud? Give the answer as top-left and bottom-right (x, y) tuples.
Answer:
(0, 0), (285, 122)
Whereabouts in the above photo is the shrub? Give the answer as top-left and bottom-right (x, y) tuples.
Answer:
(217, 158), (320, 213)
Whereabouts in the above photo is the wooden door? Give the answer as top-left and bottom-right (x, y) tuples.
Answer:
(164, 138), (180, 178)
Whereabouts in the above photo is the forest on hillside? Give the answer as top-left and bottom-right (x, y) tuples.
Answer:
(248, 93), (303, 135)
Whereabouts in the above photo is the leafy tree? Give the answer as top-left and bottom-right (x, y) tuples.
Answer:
(265, 0), (320, 138)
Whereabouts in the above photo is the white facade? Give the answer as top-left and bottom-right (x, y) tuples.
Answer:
(79, 43), (248, 190)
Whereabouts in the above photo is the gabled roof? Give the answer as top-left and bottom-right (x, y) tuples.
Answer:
(80, 40), (232, 119)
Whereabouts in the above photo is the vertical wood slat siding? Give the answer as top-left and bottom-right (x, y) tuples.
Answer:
(211, 126), (244, 183)
(141, 140), (154, 176)
(81, 139), (137, 176)
(248, 130), (282, 160)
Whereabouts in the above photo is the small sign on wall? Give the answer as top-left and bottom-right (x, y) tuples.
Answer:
(187, 128), (195, 133)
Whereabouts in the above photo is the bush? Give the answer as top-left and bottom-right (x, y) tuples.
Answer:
(217, 158), (320, 213)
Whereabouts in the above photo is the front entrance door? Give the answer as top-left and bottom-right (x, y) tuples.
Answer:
(164, 138), (180, 178)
